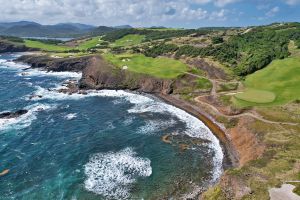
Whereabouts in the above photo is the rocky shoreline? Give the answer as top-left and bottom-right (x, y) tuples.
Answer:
(0, 41), (35, 53)
(15, 53), (241, 198)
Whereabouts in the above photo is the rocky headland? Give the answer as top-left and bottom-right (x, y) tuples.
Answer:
(15, 53), (265, 199)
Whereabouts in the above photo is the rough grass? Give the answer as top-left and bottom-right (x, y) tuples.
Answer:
(24, 39), (72, 52)
(112, 34), (145, 47)
(289, 40), (300, 57)
(217, 82), (238, 92)
(76, 37), (103, 50)
(202, 186), (224, 200)
(103, 53), (188, 79)
(24, 37), (103, 52)
(234, 57), (300, 106)
(197, 78), (212, 90)
(235, 89), (276, 104)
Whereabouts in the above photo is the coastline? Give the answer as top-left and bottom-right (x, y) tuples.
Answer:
(13, 52), (240, 197)
(156, 93), (239, 168)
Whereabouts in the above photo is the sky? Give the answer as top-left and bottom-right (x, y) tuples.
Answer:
(0, 0), (300, 28)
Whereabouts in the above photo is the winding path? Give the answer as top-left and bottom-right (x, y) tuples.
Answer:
(186, 72), (299, 126)
(194, 96), (299, 126)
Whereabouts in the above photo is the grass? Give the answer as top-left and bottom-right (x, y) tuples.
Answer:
(203, 120), (300, 200)
(235, 89), (276, 104)
(24, 37), (104, 52)
(189, 68), (205, 76)
(48, 52), (93, 58)
(197, 77), (212, 90)
(24, 39), (72, 52)
(76, 37), (103, 50)
(234, 57), (300, 106)
(112, 34), (145, 47)
(103, 53), (188, 79)
(217, 82), (238, 92)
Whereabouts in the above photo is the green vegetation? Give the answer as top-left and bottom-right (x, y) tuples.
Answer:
(24, 39), (72, 52)
(235, 89), (276, 104)
(103, 53), (188, 79)
(202, 186), (224, 200)
(189, 68), (205, 76)
(293, 183), (300, 196)
(141, 24), (300, 76)
(235, 57), (300, 106)
(211, 36), (224, 44)
(197, 77), (212, 90)
(0, 35), (24, 43)
(102, 28), (210, 42)
(217, 82), (238, 92)
(76, 37), (102, 50)
(144, 43), (178, 57)
(24, 37), (104, 52)
(113, 34), (145, 46)
(289, 40), (300, 57)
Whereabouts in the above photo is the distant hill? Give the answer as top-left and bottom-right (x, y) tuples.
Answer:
(0, 21), (39, 28)
(0, 21), (135, 38)
(89, 26), (117, 36)
(114, 25), (133, 29)
(56, 23), (95, 30)
(0, 21), (96, 38)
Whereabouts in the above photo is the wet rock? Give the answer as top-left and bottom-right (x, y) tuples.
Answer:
(0, 109), (28, 119)
(29, 95), (43, 100)
(0, 169), (9, 176)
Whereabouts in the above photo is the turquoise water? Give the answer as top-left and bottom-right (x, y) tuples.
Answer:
(0, 53), (223, 200)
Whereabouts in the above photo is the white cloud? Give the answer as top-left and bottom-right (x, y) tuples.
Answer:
(266, 6), (280, 17)
(0, 0), (234, 27)
(284, 0), (300, 5)
(191, 0), (240, 7)
(214, 0), (240, 7)
(209, 9), (228, 20)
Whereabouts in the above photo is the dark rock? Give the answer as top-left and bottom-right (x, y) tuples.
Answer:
(79, 56), (174, 94)
(29, 95), (43, 100)
(0, 41), (36, 53)
(0, 109), (28, 119)
(16, 55), (92, 72)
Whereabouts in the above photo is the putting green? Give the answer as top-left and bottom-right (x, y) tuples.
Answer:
(235, 89), (276, 103)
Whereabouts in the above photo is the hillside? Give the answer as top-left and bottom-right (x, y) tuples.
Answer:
(2, 22), (300, 199)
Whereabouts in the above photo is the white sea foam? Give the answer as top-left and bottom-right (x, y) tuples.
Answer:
(127, 96), (224, 182)
(19, 69), (82, 79)
(29, 87), (223, 181)
(0, 103), (54, 131)
(0, 59), (29, 70)
(0, 58), (82, 79)
(84, 147), (152, 199)
(137, 119), (176, 135)
(64, 113), (77, 120)
(123, 116), (135, 126)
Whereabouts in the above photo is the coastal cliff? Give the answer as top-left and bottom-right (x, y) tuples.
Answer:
(16, 54), (265, 199)
(0, 41), (34, 53)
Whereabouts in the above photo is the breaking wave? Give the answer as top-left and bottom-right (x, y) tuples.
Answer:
(84, 147), (152, 199)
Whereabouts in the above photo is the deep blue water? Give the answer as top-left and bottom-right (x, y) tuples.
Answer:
(0, 53), (223, 200)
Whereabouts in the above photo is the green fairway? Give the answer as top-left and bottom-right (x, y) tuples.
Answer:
(24, 40), (72, 52)
(234, 57), (300, 106)
(77, 37), (103, 50)
(112, 34), (145, 46)
(103, 53), (188, 79)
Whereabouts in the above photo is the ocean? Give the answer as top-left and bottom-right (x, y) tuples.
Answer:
(0, 53), (223, 199)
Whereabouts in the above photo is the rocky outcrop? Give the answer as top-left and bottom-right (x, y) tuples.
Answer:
(0, 41), (34, 53)
(0, 110), (28, 119)
(80, 56), (174, 94)
(16, 55), (92, 72)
